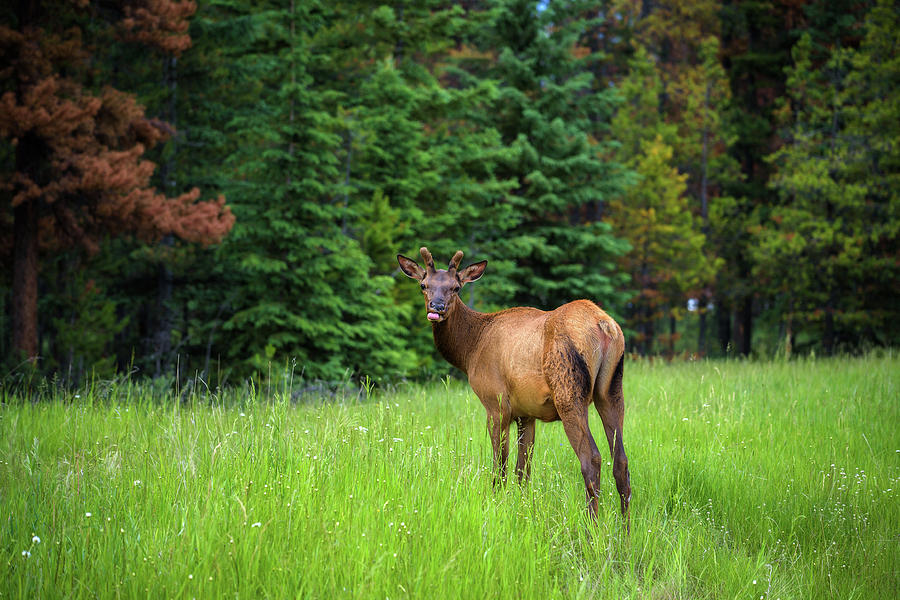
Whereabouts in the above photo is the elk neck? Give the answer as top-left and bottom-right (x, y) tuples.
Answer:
(431, 296), (491, 374)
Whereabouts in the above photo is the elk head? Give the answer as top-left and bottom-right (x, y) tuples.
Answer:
(397, 247), (487, 322)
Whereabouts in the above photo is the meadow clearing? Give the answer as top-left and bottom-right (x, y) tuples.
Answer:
(1, 354), (898, 599)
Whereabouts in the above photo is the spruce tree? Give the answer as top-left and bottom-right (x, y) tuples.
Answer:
(215, 0), (411, 381)
(467, 0), (630, 311)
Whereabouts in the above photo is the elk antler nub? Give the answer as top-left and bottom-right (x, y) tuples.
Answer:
(448, 250), (464, 274)
(419, 247), (436, 274)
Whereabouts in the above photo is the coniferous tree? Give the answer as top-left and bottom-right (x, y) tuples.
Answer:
(0, 0), (234, 364)
(465, 0), (630, 312)
(211, 1), (412, 381)
(608, 46), (719, 354)
(756, 0), (899, 353)
(837, 0), (900, 348)
(314, 1), (517, 372)
(616, 0), (738, 355)
(718, 0), (803, 355)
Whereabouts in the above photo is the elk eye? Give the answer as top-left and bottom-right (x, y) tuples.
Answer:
(453, 286), (460, 293)
(420, 283), (426, 290)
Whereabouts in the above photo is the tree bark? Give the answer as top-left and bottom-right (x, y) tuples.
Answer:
(697, 81), (710, 358)
(738, 295), (753, 356)
(12, 198), (39, 361)
(716, 296), (731, 354)
(154, 53), (178, 375)
(823, 297), (835, 356)
(644, 303), (655, 355)
(784, 298), (793, 359)
(154, 236), (174, 376)
(698, 300), (707, 356)
(11, 0), (43, 362)
(668, 311), (676, 360)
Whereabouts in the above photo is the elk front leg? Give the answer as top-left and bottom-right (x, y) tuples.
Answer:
(514, 417), (535, 483)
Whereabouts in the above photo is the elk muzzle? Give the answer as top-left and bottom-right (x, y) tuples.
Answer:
(427, 299), (446, 321)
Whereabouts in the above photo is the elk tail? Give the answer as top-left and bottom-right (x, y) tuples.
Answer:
(593, 320), (625, 405)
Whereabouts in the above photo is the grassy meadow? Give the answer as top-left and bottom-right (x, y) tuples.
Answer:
(1, 354), (898, 599)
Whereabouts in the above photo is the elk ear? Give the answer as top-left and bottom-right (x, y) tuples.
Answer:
(397, 254), (426, 280)
(458, 260), (487, 284)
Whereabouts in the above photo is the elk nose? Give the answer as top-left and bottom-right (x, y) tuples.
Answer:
(429, 299), (445, 312)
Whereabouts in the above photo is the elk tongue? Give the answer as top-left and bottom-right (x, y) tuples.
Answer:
(427, 312), (441, 321)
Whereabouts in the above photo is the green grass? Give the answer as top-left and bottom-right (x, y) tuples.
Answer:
(2, 354), (898, 598)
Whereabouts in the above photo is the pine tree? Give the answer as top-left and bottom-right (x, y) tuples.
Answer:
(839, 0), (900, 346)
(0, 0), (234, 363)
(617, 0), (739, 355)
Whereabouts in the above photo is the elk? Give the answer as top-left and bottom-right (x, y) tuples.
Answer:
(398, 247), (631, 522)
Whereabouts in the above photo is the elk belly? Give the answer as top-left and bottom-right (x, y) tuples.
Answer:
(509, 378), (559, 421)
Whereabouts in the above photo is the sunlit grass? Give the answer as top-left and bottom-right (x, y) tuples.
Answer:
(1, 354), (898, 598)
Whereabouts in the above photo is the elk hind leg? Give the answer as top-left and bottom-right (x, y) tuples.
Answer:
(546, 341), (603, 516)
(514, 417), (535, 483)
(594, 355), (632, 525)
(559, 406), (604, 517)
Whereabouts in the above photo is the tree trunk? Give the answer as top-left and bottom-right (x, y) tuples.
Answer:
(668, 311), (676, 360)
(12, 198), (39, 361)
(698, 299), (707, 356)
(11, 0), (42, 362)
(716, 296), (731, 354)
(738, 295), (753, 356)
(700, 83), (710, 230)
(154, 54), (178, 375)
(697, 81), (710, 358)
(784, 306), (793, 359)
(644, 304), (655, 355)
(823, 297), (835, 356)
(154, 236), (174, 376)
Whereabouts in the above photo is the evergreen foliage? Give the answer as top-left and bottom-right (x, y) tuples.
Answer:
(0, 0), (234, 367)
(756, 1), (899, 352)
(1, 0), (898, 383)
(466, 0), (631, 311)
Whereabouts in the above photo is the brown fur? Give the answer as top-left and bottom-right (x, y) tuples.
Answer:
(398, 248), (632, 523)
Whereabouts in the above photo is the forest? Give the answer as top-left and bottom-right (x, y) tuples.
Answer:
(1, 0), (898, 386)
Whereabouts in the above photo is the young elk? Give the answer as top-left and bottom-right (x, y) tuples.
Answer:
(398, 247), (631, 522)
